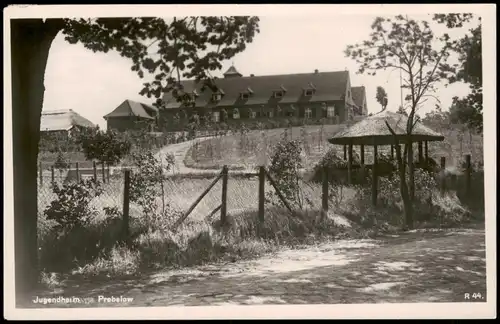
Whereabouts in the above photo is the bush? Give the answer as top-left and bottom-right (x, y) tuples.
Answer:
(75, 126), (131, 165)
(311, 148), (365, 185)
(40, 180), (124, 272)
(343, 168), (472, 229)
(128, 151), (183, 229)
(266, 136), (311, 210)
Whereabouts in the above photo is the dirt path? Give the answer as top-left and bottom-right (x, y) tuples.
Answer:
(154, 137), (219, 175)
(27, 228), (486, 308)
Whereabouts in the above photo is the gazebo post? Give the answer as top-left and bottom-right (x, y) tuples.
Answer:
(343, 145), (347, 160)
(347, 142), (353, 185)
(360, 144), (365, 182)
(372, 144), (378, 206)
(418, 141), (424, 165)
(390, 145), (394, 159)
(424, 141), (429, 163)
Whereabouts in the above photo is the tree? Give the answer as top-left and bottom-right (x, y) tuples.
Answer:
(433, 14), (482, 133)
(75, 127), (132, 165)
(375, 86), (388, 112)
(345, 15), (460, 230)
(396, 105), (408, 116)
(10, 16), (259, 301)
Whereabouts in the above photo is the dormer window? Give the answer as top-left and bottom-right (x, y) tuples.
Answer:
(212, 93), (222, 102)
(304, 89), (315, 97)
(273, 91), (284, 99)
(240, 92), (250, 100)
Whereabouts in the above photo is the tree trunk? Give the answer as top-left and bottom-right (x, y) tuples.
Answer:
(396, 144), (413, 230)
(11, 19), (63, 304)
(407, 141), (415, 202)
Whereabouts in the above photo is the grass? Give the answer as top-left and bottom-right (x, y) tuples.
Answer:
(185, 124), (484, 171)
(184, 124), (349, 170)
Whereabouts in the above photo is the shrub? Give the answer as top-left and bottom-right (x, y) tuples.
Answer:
(344, 168), (472, 229)
(311, 148), (364, 185)
(75, 126), (131, 165)
(129, 151), (182, 229)
(40, 180), (124, 272)
(266, 136), (311, 210)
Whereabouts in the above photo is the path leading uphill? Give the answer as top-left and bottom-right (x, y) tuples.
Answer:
(154, 137), (221, 175)
(26, 227), (487, 308)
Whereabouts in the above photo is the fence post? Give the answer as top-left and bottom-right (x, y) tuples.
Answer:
(51, 165), (55, 184)
(258, 166), (266, 234)
(440, 156), (446, 196)
(107, 163), (110, 183)
(101, 162), (106, 183)
(39, 162), (43, 186)
(372, 145), (378, 206)
(322, 166), (329, 220)
(93, 161), (97, 182)
(424, 141), (429, 163)
(220, 165), (228, 227)
(465, 154), (471, 196)
(122, 169), (131, 246)
(75, 162), (80, 182)
(418, 141), (424, 164)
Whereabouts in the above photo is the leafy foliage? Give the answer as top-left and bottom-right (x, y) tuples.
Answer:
(128, 151), (181, 228)
(53, 151), (70, 171)
(375, 86), (388, 112)
(266, 135), (310, 210)
(61, 17), (260, 108)
(75, 126), (132, 165)
(44, 180), (104, 232)
(344, 14), (469, 229)
(433, 14), (482, 133)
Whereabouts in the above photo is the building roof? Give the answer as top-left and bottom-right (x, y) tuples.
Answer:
(162, 70), (351, 109)
(103, 99), (158, 120)
(351, 86), (366, 109)
(223, 65), (243, 77)
(328, 110), (445, 146)
(40, 109), (95, 132)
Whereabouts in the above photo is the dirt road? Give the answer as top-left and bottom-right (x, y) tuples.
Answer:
(27, 227), (487, 308)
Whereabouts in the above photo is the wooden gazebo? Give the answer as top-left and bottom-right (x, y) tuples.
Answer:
(328, 111), (445, 205)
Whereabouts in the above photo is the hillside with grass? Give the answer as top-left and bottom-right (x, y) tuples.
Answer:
(185, 122), (484, 171)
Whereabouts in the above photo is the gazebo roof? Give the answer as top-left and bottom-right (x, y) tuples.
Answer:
(328, 110), (445, 146)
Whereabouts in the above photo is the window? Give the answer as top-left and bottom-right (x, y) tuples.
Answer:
(212, 93), (222, 102)
(240, 93), (250, 100)
(304, 89), (314, 97)
(304, 108), (312, 119)
(274, 91), (284, 98)
(212, 111), (220, 123)
(327, 106), (335, 118)
(233, 109), (240, 120)
(249, 110), (256, 119)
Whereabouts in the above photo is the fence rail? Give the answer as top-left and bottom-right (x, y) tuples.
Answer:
(38, 153), (477, 244)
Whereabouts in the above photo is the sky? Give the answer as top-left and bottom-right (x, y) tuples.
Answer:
(42, 12), (478, 129)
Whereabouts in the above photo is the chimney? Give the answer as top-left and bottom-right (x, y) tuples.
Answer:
(314, 69), (319, 74)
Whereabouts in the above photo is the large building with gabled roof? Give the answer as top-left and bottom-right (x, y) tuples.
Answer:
(158, 65), (368, 132)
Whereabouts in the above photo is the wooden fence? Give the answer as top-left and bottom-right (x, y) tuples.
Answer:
(38, 161), (111, 185)
(115, 153), (474, 245)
